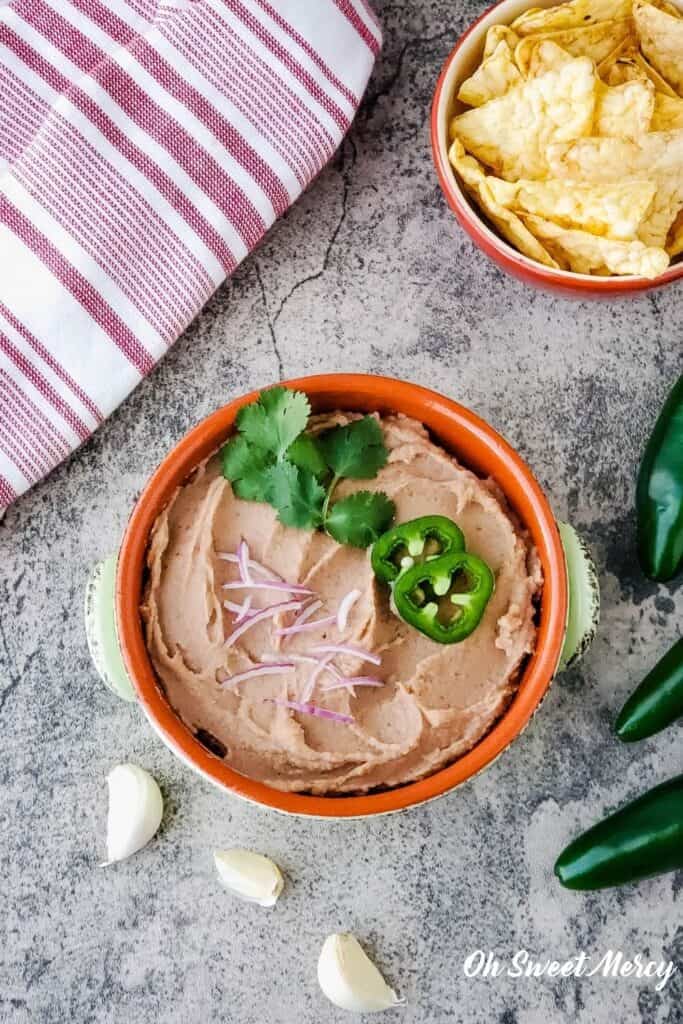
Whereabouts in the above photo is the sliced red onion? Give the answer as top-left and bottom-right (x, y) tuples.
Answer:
(301, 654), (335, 702)
(261, 653), (342, 678)
(275, 615), (336, 638)
(221, 663), (295, 688)
(266, 698), (354, 725)
(217, 551), (285, 582)
(222, 580), (314, 595)
(336, 588), (361, 633)
(237, 539), (252, 584)
(310, 642), (381, 666)
(224, 600), (303, 648)
(322, 677), (384, 691)
(234, 596), (253, 624)
(289, 598), (323, 628)
(223, 596), (254, 623)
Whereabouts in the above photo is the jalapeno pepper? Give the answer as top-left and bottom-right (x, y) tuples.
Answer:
(615, 637), (683, 743)
(555, 773), (683, 890)
(392, 550), (494, 644)
(636, 374), (683, 582)
(371, 515), (465, 584)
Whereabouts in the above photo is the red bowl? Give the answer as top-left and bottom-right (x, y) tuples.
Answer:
(430, 0), (683, 297)
(116, 375), (568, 817)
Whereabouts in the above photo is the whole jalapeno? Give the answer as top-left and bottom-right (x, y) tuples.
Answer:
(392, 550), (494, 644)
(555, 773), (683, 890)
(371, 515), (465, 584)
(615, 637), (683, 742)
(636, 374), (683, 582)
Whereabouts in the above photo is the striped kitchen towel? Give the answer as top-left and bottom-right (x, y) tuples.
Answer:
(0, 0), (380, 513)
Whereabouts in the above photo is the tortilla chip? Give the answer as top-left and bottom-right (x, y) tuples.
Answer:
(633, 0), (683, 94)
(628, 50), (679, 95)
(448, 139), (560, 267)
(523, 39), (574, 75)
(511, 0), (632, 35)
(547, 128), (683, 179)
(651, 91), (683, 130)
(640, 190), (683, 247)
(457, 38), (523, 106)
(521, 214), (670, 275)
(599, 46), (650, 85)
(483, 25), (521, 58)
(451, 57), (597, 180)
(655, 0), (682, 17)
(525, 48), (656, 136)
(601, 58), (643, 86)
(597, 32), (641, 73)
(514, 19), (634, 74)
(595, 79), (655, 135)
(547, 130), (683, 246)
(487, 177), (656, 239)
(666, 209), (683, 256)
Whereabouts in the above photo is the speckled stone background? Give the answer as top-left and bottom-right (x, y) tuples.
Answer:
(1, 2), (682, 1021)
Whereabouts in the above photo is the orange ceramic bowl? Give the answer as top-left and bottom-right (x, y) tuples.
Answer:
(116, 374), (568, 818)
(431, 0), (683, 297)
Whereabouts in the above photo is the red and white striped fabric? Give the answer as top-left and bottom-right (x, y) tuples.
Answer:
(0, 0), (380, 512)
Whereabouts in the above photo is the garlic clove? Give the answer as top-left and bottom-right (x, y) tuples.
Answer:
(103, 764), (163, 865)
(317, 933), (401, 1014)
(213, 849), (284, 907)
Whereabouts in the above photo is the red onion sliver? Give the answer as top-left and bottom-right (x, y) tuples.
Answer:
(266, 698), (354, 725)
(310, 642), (381, 666)
(217, 552), (285, 583)
(336, 588), (361, 633)
(222, 580), (314, 595)
(224, 600), (303, 648)
(237, 539), (252, 584)
(322, 677), (384, 691)
(275, 615), (336, 637)
(289, 598), (323, 628)
(261, 653), (342, 680)
(302, 654), (335, 702)
(235, 596), (253, 624)
(221, 663), (295, 688)
(223, 597), (254, 623)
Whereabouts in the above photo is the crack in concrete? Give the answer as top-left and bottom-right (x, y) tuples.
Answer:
(254, 260), (284, 381)
(362, 27), (454, 120)
(251, 140), (356, 371)
(647, 292), (665, 368)
(270, 141), (355, 330)
(0, 592), (20, 715)
(363, 40), (409, 120)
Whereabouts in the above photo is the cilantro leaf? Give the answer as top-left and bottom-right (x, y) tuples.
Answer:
(264, 462), (325, 530)
(220, 389), (393, 549)
(221, 435), (267, 480)
(236, 387), (310, 461)
(319, 416), (388, 479)
(219, 434), (272, 501)
(325, 491), (395, 548)
(286, 434), (330, 480)
(220, 436), (274, 502)
(233, 471), (273, 503)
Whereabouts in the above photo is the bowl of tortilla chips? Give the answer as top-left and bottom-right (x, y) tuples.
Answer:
(431, 0), (683, 294)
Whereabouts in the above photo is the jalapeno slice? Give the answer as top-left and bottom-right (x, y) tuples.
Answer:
(393, 551), (494, 644)
(371, 515), (466, 584)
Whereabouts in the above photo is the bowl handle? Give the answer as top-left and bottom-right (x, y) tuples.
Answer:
(85, 556), (136, 702)
(557, 522), (600, 672)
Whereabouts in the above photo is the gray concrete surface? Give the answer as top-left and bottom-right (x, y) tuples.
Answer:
(1, 1), (682, 1021)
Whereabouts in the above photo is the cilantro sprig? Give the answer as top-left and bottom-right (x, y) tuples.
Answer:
(220, 387), (395, 548)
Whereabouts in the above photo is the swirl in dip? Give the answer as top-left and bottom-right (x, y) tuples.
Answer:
(142, 413), (542, 794)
